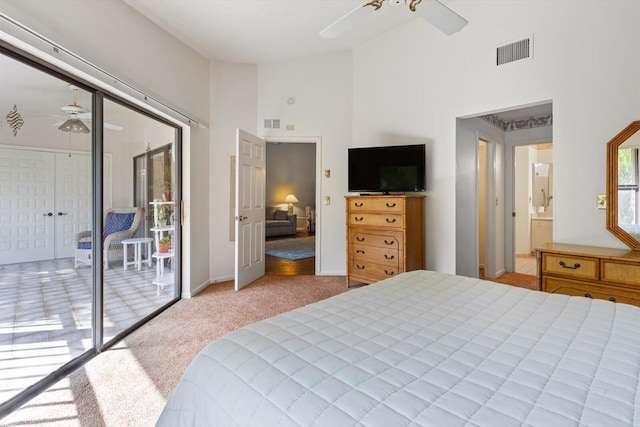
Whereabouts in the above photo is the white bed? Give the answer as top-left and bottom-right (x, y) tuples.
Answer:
(157, 270), (640, 426)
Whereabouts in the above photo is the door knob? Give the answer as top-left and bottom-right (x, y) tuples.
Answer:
(57, 212), (68, 216)
(43, 212), (53, 217)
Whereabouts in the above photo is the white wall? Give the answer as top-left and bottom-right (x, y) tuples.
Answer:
(0, 0), (211, 296)
(456, 117), (505, 277)
(256, 51), (353, 275)
(355, 0), (639, 274)
(209, 61), (257, 283)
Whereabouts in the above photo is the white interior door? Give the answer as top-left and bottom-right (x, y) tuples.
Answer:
(54, 152), (91, 258)
(235, 129), (266, 290)
(0, 148), (55, 264)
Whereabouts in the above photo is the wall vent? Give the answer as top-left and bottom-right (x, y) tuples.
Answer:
(497, 35), (533, 65)
(263, 118), (281, 129)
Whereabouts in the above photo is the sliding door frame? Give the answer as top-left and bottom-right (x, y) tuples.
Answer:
(0, 42), (182, 416)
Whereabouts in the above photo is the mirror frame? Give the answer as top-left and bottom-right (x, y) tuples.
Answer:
(606, 120), (640, 251)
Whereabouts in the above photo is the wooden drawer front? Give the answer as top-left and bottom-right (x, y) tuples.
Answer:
(352, 244), (399, 267)
(348, 197), (404, 212)
(351, 231), (402, 249)
(601, 260), (640, 287)
(350, 260), (402, 281)
(349, 213), (403, 228)
(542, 253), (598, 281)
(543, 276), (640, 306)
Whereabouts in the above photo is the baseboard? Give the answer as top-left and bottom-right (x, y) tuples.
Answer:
(317, 270), (346, 276)
(182, 278), (221, 299)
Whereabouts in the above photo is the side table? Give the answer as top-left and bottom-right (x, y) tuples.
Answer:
(122, 237), (154, 271)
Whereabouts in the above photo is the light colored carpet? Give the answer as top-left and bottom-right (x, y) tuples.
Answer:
(265, 236), (315, 260)
(1, 275), (346, 427)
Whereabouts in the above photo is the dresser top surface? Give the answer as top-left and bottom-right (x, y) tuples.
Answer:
(536, 242), (640, 261)
(345, 194), (425, 199)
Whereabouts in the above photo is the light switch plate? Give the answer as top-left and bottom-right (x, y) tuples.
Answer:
(597, 194), (606, 210)
(324, 196), (330, 205)
(324, 169), (330, 178)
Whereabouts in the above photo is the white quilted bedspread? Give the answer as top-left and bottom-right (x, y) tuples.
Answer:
(157, 271), (640, 426)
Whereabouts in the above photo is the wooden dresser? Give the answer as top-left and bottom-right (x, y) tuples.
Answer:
(537, 243), (640, 306)
(345, 195), (425, 287)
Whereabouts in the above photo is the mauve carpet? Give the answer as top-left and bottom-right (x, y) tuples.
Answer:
(2, 275), (346, 427)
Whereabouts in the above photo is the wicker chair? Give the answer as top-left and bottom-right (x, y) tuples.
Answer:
(74, 207), (144, 269)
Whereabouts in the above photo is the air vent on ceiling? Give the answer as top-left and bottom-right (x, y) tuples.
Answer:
(497, 35), (533, 66)
(263, 118), (281, 129)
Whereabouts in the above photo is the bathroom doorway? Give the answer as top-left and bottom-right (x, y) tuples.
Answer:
(513, 143), (553, 276)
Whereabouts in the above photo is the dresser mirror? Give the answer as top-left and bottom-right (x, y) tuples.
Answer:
(606, 120), (640, 251)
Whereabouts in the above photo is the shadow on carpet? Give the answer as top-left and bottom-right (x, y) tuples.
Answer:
(265, 236), (315, 260)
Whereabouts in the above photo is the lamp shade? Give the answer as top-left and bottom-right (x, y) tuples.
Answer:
(58, 118), (90, 134)
(284, 194), (299, 203)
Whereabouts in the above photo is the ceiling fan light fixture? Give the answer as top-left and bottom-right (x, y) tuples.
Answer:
(58, 118), (90, 134)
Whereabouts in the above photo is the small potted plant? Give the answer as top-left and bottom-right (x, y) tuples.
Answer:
(158, 236), (171, 253)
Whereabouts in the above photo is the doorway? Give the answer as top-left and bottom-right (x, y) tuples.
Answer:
(264, 137), (320, 276)
(457, 102), (552, 284)
(513, 143), (553, 276)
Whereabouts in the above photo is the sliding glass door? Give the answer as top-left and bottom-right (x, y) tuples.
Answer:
(102, 99), (178, 344)
(0, 48), (181, 415)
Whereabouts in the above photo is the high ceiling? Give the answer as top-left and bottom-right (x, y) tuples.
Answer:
(123, 0), (551, 119)
(124, 0), (425, 64)
(0, 0), (551, 126)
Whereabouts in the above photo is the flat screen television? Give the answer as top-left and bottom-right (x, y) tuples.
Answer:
(348, 144), (426, 193)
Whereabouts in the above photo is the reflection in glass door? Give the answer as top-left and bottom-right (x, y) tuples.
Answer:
(102, 99), (178, 345)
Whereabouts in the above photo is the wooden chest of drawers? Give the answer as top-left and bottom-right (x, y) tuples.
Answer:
(537, 243), (640, 307)
(345, 195), (425, 287)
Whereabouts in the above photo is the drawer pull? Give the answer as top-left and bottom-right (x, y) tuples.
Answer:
(384, 269), (395, 276)
(356, 250), (365, 254)
(355, 202), (363, 207)
(354, 216), (364, 222)
(384, 254), (395, 260)
(384, 240), (395, 246)
(559, 261), (581, 270)
(356, 237), (365, 242)
(609, 297), (616, 302)
(584, 293), (592, 298)
(386, 202), (396, 208)
(386, 218), (397, 223)
(356, 264), (365, 270)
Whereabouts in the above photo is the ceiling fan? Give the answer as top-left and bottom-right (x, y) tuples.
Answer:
(320, 0), (468, 38)
(53, 85), (123, 133)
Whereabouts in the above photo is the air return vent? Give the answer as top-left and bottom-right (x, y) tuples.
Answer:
(263, 118), (281, 129)
(497, 35), (533, 65)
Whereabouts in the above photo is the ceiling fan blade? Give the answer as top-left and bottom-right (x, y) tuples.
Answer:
(52, 118), (123, 131)
(412, 0), (468, 35)
(104, 122), (124, 131)
(319, 3), (376, 38)
(74, 112), (123, 131)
